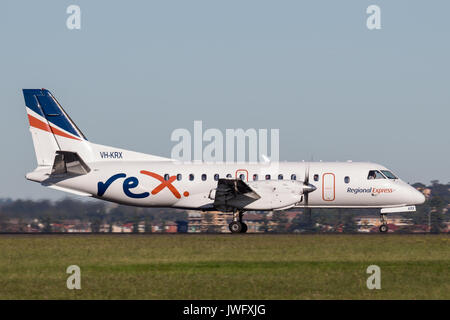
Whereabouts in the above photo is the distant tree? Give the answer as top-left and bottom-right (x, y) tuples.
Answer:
(429, 196), (446, 211)
(430, 211), (446, 233)
(0, 214), (7, 232)
(132, 221), (139, 233)
(204, 213), (221, 233)
(260, 213), (269, 233)
(430, 180), (440, 186)
(17, 218), (26, 232)
(176, 220), (188, 233)
(342, 213), (358, 233)
(412, 182), (426, 189)
(144, 220), (152, 233)
(271, 211), (289, 233)
(91, 219), (101, 233)
(289, 211), (317, 233)
(41, 216), (52, 233)
(413, 203), (431, 226)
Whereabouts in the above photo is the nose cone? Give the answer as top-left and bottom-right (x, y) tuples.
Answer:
(410, 189), (426, 205)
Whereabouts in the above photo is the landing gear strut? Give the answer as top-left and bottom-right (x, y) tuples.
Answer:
(379, 213), (388, 233)
(229, 211), (247, 233)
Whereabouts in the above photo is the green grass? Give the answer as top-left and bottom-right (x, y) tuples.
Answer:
(0, 234), (448, 299)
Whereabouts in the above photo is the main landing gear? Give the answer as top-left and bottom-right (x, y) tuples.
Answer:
(379, 213), (388, 233)
(229, 211), (248, 234)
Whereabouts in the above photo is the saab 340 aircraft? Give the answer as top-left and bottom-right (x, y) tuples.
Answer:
(22, 89), (425, 233)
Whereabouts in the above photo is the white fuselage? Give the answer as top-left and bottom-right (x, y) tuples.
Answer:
(46, 160), (425, 211)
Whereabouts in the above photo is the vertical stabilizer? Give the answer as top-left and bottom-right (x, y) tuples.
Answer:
(23, 88), (93, 165)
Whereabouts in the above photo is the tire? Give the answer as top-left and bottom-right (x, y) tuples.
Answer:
(229, 221), (242, 233)
(240, 223), (248, 233)
(379, 224), (388, 233)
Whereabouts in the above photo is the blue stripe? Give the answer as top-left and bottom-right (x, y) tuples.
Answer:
(22, 89), (81, 138)
(23, 89), (45, 117)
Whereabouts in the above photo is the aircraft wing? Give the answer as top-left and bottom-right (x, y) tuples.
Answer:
(212, 179), (261, 211)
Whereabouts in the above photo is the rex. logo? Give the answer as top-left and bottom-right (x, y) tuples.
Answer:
(97, 171), (189, 199)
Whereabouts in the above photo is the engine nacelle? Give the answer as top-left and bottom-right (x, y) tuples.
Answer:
(242, 180), (304, 210)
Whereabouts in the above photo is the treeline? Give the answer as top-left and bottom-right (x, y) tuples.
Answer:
(275, 181), (449, 233)
(409, 181), (449, 233)
(0, 198), (188, 225)
(0, 181), (448, 233)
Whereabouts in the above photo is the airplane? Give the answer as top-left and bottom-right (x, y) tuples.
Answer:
(22, 89), (426, 233)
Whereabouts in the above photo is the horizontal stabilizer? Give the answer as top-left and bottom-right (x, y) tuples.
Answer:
(48, 185), (92, 197)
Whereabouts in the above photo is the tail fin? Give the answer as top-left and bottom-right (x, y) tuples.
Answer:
(23, 88), (92, 166)
(23, 89), (171, 168)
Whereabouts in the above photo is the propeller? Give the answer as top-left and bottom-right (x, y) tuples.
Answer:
(302, 162), (316, 219)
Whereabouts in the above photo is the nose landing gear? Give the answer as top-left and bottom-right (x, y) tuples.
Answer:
(229, 211), (248, 233)
(379, 213), (388, 233)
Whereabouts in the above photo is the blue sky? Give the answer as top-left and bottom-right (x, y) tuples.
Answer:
(1, 1), (449, 199)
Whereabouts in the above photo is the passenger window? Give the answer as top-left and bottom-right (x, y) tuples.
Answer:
(344, 176), (350, 184)
(278, 174), (283, 180)
(202, 174), (207, 181)
(226, 174), (232, 178)
(314, 174), (319, 182)
(253, 174), (258, 181)
(239, 174), (245, 181)
(367, 170), (385, 180)
(214, 174), (219, 181)
(291, 174), (296, 180)
(164, 174), (170, 181)
(265, 174), (271, 180)
(189, 174), (194, 181)
(176, 174), (182, 181)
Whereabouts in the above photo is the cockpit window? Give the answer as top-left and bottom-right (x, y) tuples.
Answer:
(367, 170), (385, 180)
(381, 170), (397, 179)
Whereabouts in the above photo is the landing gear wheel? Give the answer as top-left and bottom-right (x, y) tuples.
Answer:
(379, 213), (388, 233)
(229, 211), (246, 234)
(229, 221), (242, 233)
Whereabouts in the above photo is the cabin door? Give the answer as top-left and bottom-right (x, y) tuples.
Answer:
(322, 173), (335, 201)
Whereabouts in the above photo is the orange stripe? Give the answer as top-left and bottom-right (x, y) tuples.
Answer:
(28, 114), (51, 132)
(27, 114), (80, 141)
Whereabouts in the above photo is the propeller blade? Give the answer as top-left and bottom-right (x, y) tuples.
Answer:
(303, 161), (313, 222)
(304, 163), (310, 185)
(302, 161), (316, 220)
(302, 162), (316, 195)
(305, 207), (312, 219)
